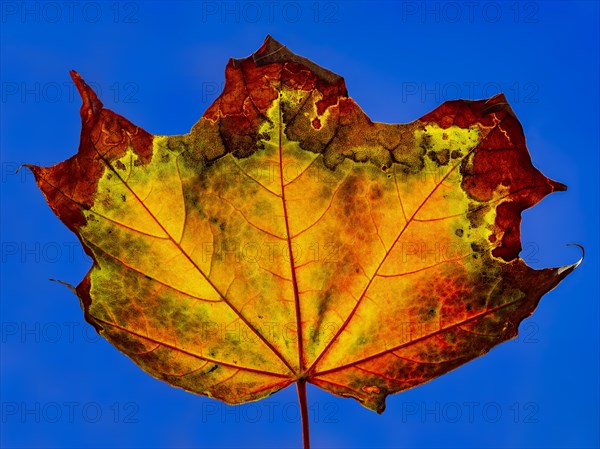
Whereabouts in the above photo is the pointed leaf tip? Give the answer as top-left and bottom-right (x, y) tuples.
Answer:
(69, 70), (103, 124)
(21, 163), (41, 178)
(550, 179), (567, 192)
(480, 93), (516, 118)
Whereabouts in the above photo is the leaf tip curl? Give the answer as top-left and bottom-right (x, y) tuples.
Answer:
(556, 244), (584, 275)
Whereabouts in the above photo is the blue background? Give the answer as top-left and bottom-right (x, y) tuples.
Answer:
(1, 1), (598, 448)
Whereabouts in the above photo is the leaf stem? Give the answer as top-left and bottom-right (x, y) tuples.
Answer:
(296, 379), (310, 449)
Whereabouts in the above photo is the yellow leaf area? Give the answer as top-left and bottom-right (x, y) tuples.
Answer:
(77, 82), (534, 412)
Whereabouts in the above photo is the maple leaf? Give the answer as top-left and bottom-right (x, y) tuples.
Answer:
(27, 36), (579, 448)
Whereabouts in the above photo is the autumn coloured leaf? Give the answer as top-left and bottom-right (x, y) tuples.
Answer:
(28, 36), (578, 447)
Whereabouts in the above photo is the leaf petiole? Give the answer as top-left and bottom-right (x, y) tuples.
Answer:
(296, 378), (310, 449)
